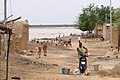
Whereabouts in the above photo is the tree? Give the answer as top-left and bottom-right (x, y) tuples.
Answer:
(76, 4), (98, 33)
(113, 8), (120, 27)
(76, 4), (115, 32)
(96, 5), (115, 25)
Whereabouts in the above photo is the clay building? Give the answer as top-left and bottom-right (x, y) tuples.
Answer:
(95, 24), (120, 49)
(0, 20), (29, 54)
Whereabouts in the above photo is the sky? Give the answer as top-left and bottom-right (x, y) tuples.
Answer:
(0, 0), (120, 25)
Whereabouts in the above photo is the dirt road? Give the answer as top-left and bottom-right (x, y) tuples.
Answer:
(0, 36), (120, 80)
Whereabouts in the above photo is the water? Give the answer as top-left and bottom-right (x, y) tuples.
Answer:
(29, 27), (82, 41)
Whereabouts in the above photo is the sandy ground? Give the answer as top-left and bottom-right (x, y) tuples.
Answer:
(0, 35), (120, 80)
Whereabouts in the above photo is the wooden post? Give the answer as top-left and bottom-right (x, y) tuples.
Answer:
(6, 31), (11, 80)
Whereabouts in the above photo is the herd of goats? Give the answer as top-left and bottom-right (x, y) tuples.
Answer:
(30, 37), (72, 47)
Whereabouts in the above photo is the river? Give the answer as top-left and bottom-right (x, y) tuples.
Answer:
(29, 27), (82, 41)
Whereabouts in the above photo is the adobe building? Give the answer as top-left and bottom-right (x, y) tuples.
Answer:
(0, 20), (29, 54)
(96, 24), (120, 49)
(103, 24), (120, 49)
(95, 23), (120, 49)
(94, 25), (103, 38)
(9, 20), (29, 54)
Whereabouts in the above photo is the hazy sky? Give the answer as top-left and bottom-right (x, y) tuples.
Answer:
(0, 0), (120, 24)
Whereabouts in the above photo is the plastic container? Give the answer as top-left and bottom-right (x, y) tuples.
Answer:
(62, 68), (65, 74)
(64, 68), (70, 74)
(61, 68), (70, 74)
(93, 64), (99, 71)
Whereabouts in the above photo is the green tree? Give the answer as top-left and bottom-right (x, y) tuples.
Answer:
(96, 5), (115, 25)
(77, 4), (98, 33)
(76, 4), (115, 32)
(113, 8), (120, 27)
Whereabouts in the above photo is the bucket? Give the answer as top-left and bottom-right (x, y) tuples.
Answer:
(93, 64), (99, 71)
(62, 68), (65, 74)
(61, 68), (70, 74)
(11, 76), (21, 80)
(64, 68), (70, 74)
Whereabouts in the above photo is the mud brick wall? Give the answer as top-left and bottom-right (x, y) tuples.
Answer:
(8, 20), (29, 54)
(0, 35), (1, 55)
(112, 27), (118, 48)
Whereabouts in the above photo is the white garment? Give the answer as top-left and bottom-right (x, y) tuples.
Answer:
(78, 36), (80, 41)
(73, 68), (80, 74)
